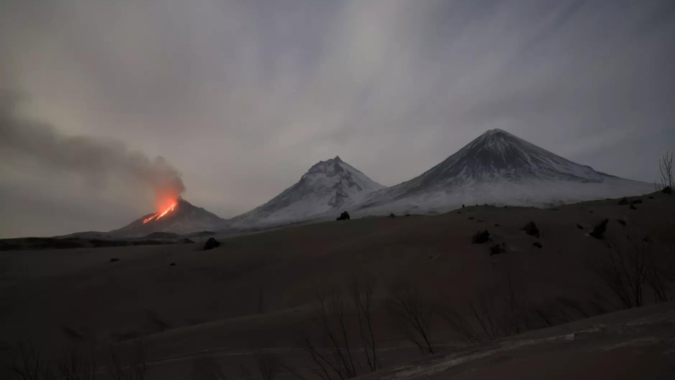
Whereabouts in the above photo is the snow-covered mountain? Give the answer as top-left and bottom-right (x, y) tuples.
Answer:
(230, 156), (384, 227)
(110, 198), (227, 237)
(354, 129), (653, 215)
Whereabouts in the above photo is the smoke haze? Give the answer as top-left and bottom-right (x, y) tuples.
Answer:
(0, 94), (185, 236)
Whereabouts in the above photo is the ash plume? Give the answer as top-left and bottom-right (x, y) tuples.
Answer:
(0, 94), (185, 206)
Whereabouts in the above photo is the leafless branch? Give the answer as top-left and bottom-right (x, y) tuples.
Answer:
(659, 151), (673, 189)
(386, 282), (434, 355)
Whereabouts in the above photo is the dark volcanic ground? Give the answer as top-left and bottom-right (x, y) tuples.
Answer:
(1, 191), (673, 379)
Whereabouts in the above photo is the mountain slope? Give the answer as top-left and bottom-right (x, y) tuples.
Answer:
(355, 129), (653, 214)
(110, 198), (227, 237)
(231, 156), (384, 227)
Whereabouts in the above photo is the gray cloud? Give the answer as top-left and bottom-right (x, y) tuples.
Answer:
(1, 0), (674, 237)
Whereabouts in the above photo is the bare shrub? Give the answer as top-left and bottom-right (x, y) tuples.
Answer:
(8, 342), (54, 380)
(659, 151), (673, 189)
(191, 356), (226, 380)
(592, 237), (651, 309)
(299, 276), (380, 380)
(302, 289), (357, 380)
(438, 275), (564, 344)
(386, 282), (434, 355)
(349, 276), (378, 371)
(107, 339), (147, 380)
(256, 351), (280, 380)
(57, 345), (98, 380)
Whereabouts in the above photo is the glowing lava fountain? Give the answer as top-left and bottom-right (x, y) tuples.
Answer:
(143, 202), (177, 224)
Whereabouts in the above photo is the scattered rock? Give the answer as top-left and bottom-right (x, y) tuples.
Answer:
(629, 204), (637, 210)
(643, 235), (651, 243)
(590, 219), (609, 240)
(476, 219), (484, 223)
(489, 242), (506, 255)
(110, 258), (120, 263)
(494, 224), (500, 227)
(576, 224), (584, 230)
(617, 219), (626, 226)
(389, 213), (397, 218)
(522, 221), (540, 238)
(663, 186), (673, 194)
(468, 217), (474, 220)
(618, 198), (629, 205)
(203, 238), (221, 250)
(589, 211), (594, 214)
(631, 199), (643, 204)
(336, 211), (351, 221)
(533, 242), (543, 249)
(471, 230), (490, 244)
(169, 262), (176, 266)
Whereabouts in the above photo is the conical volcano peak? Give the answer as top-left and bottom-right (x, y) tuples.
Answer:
(230, 157), (384, 227)
(305, 156), (352, 178)
(482, 128), (510, 136)
(355, 129), (652, 215)
(110, 198), (227, 237)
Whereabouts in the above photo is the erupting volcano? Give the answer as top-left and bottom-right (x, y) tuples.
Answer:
(143, 202), (178, 224)
(110, 198), (228, 237)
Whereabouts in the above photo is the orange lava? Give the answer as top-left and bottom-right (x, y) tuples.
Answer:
(143, 202), (177, 224)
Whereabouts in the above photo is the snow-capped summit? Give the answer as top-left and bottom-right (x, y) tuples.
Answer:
(356, 129), (652, 214)
(230, 156), (384, 227)
(416, 128), (606, 185)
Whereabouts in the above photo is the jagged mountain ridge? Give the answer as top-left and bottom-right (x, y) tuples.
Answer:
(355, 129), (652, 214)
(230, 156), (384, 227)
(110, 198), (227, 237)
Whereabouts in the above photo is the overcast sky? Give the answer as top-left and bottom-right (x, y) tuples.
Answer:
(1, 0), (674, 238)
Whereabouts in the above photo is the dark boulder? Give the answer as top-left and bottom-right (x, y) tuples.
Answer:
(631, 199), (643, 205)
(204, 238), (221, 250)
(576, 224), (584, 230)
(472, 230), (490, 244)
(522, 221), (540, 238)
(489, 242), (506, 255)
(617, 219), (626, 226)
(494, 224), (500, 227)
(590, 219), (609, 240)
(336, 211), (351, 221)
(533, 242), (543, 249)
(663, 186), (673, 194)
(648, 196), (654, 199)
(468, 217), (474, 220)
(183, 238), (195, 244)
(389, 213), (397, 218)
(110, 258), (120, 263)
(618, 198), (629, 205)
(629, 204), (637, 210)
(405, 213), (412, 217)
(169, 262), (176, 266)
